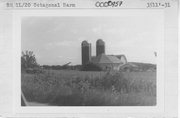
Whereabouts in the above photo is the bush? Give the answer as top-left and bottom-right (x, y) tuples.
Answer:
(81, 63), (102, 71)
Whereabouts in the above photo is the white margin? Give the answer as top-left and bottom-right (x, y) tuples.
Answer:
(12, 9), (165, 116)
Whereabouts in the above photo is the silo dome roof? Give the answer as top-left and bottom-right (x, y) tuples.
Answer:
(82, 40), (89, 46)
(96, 39), (105, 45)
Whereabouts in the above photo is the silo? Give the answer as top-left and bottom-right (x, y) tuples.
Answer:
(96, 39), (105, 56)
(81, 40), (91, 65)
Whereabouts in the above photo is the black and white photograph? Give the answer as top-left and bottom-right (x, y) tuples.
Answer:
(21, 15), (162, 106)
(0, 0), (178, 117)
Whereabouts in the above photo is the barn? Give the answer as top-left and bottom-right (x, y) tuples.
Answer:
(81, 39), (127, 71)
(91, 54), (127, 71)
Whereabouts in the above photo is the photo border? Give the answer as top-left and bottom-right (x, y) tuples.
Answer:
(13, 9), (165, 116)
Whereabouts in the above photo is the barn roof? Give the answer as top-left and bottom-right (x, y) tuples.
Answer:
(115, 55), (126, 59)
(91, 54), (123, 64)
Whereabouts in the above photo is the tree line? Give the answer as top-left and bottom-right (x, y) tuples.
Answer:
(21, 50), (101, 71)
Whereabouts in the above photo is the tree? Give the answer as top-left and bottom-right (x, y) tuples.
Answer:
(21, 50), (38, 69)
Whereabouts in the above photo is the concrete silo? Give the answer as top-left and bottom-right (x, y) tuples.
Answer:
(81, 40), (91, 65)
(96, 39), (105, 56)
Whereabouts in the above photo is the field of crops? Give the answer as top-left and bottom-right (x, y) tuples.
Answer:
(21, 70), (156, 106)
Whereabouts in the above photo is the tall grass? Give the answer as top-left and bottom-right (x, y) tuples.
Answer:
(21, 70), (156, 106)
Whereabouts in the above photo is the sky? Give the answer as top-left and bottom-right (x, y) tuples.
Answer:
(21, 14), (163, 65)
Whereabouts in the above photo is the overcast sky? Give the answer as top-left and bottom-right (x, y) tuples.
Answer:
(21, 14), (163, 65)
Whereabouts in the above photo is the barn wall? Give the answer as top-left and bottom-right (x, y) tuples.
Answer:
(120, 56), (127, 64)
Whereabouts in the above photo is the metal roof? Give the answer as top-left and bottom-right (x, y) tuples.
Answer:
(91, 54), (123, 64)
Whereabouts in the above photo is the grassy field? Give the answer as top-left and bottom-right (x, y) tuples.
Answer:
(21, 70), (156, 106)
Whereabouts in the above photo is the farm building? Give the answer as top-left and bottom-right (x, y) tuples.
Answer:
(81, 39), (127, 71)
(81, 40), (91, 65)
